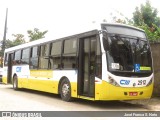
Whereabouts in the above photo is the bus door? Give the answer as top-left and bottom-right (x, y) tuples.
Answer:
(7, 53), (14, 84)
(78, 36), (97, 97)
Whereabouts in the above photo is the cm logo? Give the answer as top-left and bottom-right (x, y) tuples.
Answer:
(16, 67), (21, 72)
(120, 80), (130, 85)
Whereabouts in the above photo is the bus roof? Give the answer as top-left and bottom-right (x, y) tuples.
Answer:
(4, 23), (144, 53)
(4, 30), (99, 53)
(102, 23), (145, 32)
(5, 37), (51, 53)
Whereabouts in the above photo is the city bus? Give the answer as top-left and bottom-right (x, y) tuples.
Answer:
(2, 23), (153, 101)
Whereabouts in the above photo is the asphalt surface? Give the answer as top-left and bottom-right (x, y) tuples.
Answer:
(0, 83), (159, 120)
(0, 83), (152, 111)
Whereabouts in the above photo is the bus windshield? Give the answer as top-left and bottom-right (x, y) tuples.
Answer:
(103, 33), (152, 75)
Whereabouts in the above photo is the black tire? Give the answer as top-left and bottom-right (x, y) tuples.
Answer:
(60, 78), (72, 102)
(13, 75), (18, 90)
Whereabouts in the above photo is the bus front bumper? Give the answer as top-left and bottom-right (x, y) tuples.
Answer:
(95, 80), (153, 101)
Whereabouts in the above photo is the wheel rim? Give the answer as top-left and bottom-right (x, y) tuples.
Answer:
(62, 83), (70, 97)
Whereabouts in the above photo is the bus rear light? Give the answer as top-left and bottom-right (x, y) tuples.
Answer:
(108, 76), (120, 87)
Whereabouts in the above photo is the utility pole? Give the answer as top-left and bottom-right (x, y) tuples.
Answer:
(1, 8), (8, 67)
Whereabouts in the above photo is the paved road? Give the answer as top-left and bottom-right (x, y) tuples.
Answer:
(0, 83), (150, 112)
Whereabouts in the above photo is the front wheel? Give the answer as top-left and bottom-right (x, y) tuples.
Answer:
(13, 75), (18, 90)
(60, 78), (72, 102)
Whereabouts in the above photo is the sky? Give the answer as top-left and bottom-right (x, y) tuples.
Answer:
(0, 0), (160, 41)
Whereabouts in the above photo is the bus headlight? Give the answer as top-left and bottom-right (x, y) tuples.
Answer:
(108, 76), (120, 87)
(146, 78), (153, 86)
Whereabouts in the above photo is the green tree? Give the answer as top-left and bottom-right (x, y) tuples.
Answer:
(4, 39), (14, 48)
(133, 7), (144, 26)
(109, 11), (133, 25)
(0, 39), (15, 57)
(27, 28), (48, 41)
(0, 34), (25, 56)
(12, 34), (26, 46)
(0, 34), (25, 64)
(138, 23), (160, 41)
(133, 0), (160, 27)
(133, 0), (160, 41)
(0, 34), (25, 49)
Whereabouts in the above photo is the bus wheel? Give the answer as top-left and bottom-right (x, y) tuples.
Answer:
(60, 78), (72, 102)
(13, 75), (18, 90)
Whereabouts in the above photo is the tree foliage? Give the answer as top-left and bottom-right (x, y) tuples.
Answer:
(0, 34), (25, 57)
(0, 28), (48, 65)
(133, 0), (160, 27)
(109, 11), (134, 25)
(27, 28), (48, 42)
(0, 34), (25, 50)
(133, 0), (160, 41)
(111, 1), (160, 41)
(138, 23), (160, 41)
(11, 34), (26, 47)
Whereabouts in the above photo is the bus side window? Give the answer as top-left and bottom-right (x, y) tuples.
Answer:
(39, 44), (50, 69)
(21, 48), (30, 65)
(50, 41), (62, 69)
(62, 38), (77, 69)
(30, 46), (39, 69)
(14, 50), (22, 65)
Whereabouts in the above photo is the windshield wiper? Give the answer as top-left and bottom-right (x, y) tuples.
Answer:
(115, 35), (129, 47)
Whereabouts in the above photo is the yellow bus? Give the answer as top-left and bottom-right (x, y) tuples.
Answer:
(2, 23), (153, 101)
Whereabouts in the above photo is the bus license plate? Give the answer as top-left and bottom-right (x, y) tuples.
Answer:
(129, 92), (138, 96)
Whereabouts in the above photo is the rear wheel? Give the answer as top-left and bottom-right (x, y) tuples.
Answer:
(60, 78), (72, 102)
(13, 75), (18, 90)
